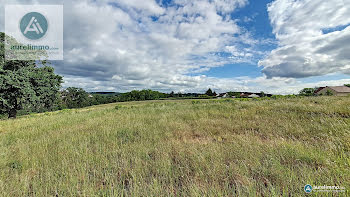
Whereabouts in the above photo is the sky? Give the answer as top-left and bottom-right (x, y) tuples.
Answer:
(1, 0), (350, 94)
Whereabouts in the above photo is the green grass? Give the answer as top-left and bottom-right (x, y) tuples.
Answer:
(0, 97), (349, 196)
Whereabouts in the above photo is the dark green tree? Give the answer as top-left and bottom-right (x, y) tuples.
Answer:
(299, 88), (317, 96)
(227, 92), (241, 98)
(205, 88), (214, 96)
(177, 92), (183, 98)
(260, 91), (266, 97)
(116, 89), (168, 102)
(345, 84), (350, 88)
(0, 32), (62, 118)
(61, 87), (90, 108)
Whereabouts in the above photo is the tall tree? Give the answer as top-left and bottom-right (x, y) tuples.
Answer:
(205, 88), (214, 96)
(61, 87), (90, 108)
(0, 32), (63, 118)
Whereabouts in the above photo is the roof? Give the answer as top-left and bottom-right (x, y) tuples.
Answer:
(218, 93), (227, 97)
(327, 86), (350, 93)
(315, 87), (326, 93)
(248, 94), (260, 98)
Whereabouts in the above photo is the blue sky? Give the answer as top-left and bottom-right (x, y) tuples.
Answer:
(231, 0), (274, 39)
(201, 0), (275, 79)
(1, 0), (349, 94)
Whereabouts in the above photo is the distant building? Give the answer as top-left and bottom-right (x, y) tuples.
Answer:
(240, 93), (250, 98)
(248, 94), (260, 98)
(240, 92), (257, 98)
(315, 86), (350, 96)
(217, 93), (228, 98)
(216, 92), (272, 98)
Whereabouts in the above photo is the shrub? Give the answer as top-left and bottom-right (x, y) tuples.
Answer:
(192, 100), (201, 104)
(115, 105), (123, 110)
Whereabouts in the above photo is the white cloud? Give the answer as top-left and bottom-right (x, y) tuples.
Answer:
(50, 0), (262, 92)
(259, 0), (350, 78)
(260, 77), (350, 95)
(112, 0), (165, 15)
(1, 0), (349, 94)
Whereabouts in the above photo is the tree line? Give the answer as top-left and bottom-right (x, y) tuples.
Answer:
(3, 32), (349, 118)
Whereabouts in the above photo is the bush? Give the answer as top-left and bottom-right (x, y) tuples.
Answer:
(192, 100), (201, 104)
(198, 95), (214, 99)
(115, 105), (123, 110)
(116, 90), (167, 102)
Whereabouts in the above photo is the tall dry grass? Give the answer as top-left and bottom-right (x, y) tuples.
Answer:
(0, 97), (349, 196)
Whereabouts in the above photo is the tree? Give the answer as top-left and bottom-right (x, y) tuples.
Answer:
(61, 87), (90, 108)
(325, 90), (333, 96)
(170, 91), (175, 97)
(177, 92), (183, 98)
(227, 92), (241, 98)
(205, 88), (214, 96)
(345, 84), (350, 88)
(116, 89), (167, 102)
(299, 88), (316, 96)
(0, 32), (62, 118)
(260, 91), (266, 97)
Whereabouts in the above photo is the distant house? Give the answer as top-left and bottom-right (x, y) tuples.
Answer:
(315, 86), (350, 96)
(241, 92), (256, 98)
(217, 93), (228, 98)
(217, 92), (272, 98)
(248, 94), (260, 98)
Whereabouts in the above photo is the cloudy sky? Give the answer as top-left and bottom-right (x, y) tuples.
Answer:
(1, 0), (350, 94)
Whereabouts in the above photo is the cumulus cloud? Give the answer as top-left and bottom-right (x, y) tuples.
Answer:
(1, 0), (349, 94)
(260, 77), (350, 95)
(259, 0), (350, 78)
(1, 0), (262, 92)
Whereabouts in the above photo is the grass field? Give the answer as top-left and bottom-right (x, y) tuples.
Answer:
(0, 97), (349, 196)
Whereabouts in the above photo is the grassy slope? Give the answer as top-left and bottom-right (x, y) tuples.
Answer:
(0, 97), (349, 196)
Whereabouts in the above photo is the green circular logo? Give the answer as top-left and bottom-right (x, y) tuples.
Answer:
(20, 12), (48, 40)
(304, 184), (312, 193)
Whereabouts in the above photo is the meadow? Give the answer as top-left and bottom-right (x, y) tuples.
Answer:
(0, 96), (349, 196)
